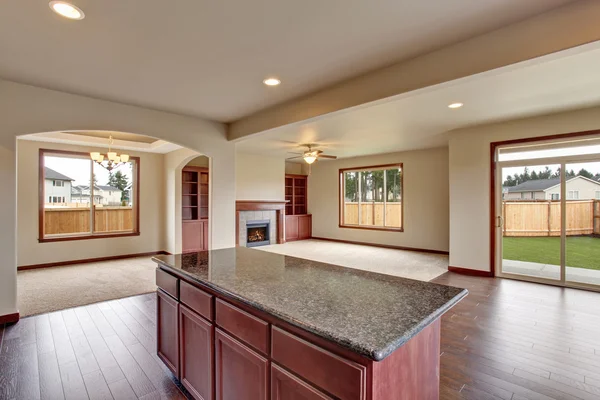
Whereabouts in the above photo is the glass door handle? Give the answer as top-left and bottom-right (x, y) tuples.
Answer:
(497, 215), (504, 228)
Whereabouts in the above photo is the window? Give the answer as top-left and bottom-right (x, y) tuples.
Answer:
(596, 191), (600, 200)
(551, 193), (560, 201)
(339, 164), (403, 231)
(567, 190), (579, 200)
(40, 149), (139, 242)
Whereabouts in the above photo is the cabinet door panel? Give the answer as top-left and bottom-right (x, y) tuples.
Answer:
(180, 305), (213, 400)
(298, 215), (311, 239)
(215, 329), (268, 400)
(285, 215), (299, 241)
(183, 221), (203, 252)
(157, 289), (179, 376)
(272, 364), (332, 400)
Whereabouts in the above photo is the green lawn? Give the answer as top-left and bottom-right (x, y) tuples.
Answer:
(503, 236), (600, 270)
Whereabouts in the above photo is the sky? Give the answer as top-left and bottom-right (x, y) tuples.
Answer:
(45, 155), (133, 186)
(500, 145), (600, 181)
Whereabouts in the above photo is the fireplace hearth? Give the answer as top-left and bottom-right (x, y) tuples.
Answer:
(246, 220), (270, 247)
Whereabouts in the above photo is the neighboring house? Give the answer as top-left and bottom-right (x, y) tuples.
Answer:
(44, 167), (74, 204)
(71, 185), (123, 206)
(505, 176), (600, 200)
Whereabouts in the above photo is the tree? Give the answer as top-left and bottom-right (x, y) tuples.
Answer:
(530, 170), (538, 180)
(577, 168), (594, 179)
(106, 171), (130, 203)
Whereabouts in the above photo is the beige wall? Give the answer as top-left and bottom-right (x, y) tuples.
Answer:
(308, 147), (449, 252)
(186, 155), (209, 168)
(0, 79), (235, 318)
(285, 162), (309, 175)
(17, 139), (166, 266)
(236, 152), (285, 200)
(449, 106), (600, 272)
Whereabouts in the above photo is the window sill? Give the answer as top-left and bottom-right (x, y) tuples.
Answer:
(39, 232), (140, 243)
(339, 224), (404, 232)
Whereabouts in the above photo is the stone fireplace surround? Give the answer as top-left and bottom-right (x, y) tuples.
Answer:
(236, 201), (287, 247)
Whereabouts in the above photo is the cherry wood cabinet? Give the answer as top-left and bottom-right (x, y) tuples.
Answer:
(215, 329), (268, 400)
(180, 304), (214, 400)
(285, 214), (312, 242)
(284, 174), (311, 241)
(183, 167), (209, 252)
(157, 289), (179, 376)
(271, 364), (332, 400)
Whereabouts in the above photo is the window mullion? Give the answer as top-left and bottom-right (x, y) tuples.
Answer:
(383, 170), (387, 227)
(358, 172), (362, 226)
(90, 160), (94, 235)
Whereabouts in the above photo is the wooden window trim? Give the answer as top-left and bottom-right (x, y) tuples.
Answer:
(338, 163), (404, 232)
(38, 148), (141, 243)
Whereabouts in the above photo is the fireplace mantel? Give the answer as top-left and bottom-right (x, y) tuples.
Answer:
(235, 200), (289, 246)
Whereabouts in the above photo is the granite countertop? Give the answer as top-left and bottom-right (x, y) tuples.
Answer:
(152, 247), (467, 361)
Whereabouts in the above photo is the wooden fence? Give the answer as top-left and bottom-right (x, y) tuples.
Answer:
(503, 200), (600, 237)
(343, 202), (402, 227)
(44, 207), (133, 235)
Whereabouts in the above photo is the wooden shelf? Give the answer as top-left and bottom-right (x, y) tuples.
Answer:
(285, 174), (308, 216)
(182, 166), (209, 251)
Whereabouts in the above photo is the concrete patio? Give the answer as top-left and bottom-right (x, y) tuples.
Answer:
(503, 259), (600, 285)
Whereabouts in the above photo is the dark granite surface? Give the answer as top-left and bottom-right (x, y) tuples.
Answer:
(152, 247), (467, 361)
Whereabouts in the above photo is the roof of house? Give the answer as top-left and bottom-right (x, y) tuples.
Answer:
(71, 185), (120, 193)
(44, 167), (74, 181)
(97, 185), (120, 191)
(506, 178), (560, 193)
(507, 175), (600, 193)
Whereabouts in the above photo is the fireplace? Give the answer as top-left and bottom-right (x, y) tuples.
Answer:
(246, 220), (270, 247)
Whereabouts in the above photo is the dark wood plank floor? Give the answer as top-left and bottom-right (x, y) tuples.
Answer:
(433, 273), (600, 400)
(0, 294), (190, 400)
(2, 273), (600, 399)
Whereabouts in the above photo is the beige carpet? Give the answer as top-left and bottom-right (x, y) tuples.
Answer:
(17, 256), (157, 317)
(258, 239), (449, 281)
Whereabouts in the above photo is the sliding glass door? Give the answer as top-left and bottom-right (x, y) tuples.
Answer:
(564, 160), (600, 286)
(498, 163), (562, 282)
(495, 140), (600, 291)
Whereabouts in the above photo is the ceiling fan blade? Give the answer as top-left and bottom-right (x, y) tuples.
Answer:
(286, 156), (303, 160)
(319, 155), (338, 159)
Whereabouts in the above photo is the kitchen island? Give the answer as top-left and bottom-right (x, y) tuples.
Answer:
(152, 247), (467, 400)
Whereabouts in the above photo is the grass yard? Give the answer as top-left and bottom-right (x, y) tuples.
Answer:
(503, 236), (600, 270)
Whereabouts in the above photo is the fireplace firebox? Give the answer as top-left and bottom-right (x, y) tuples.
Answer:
(246, 220), (270, 247)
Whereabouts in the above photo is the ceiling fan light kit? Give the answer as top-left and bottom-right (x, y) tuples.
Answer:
(286, 144), (338, 164)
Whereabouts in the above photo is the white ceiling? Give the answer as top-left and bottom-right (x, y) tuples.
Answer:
(0, 0), (573, 122)
(235, 42), (600, 160)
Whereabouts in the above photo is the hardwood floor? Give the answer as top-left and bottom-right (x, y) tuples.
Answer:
(1, 273), (600, 399)
(0, 294), (190, 400)
(433, 273), (600, 400)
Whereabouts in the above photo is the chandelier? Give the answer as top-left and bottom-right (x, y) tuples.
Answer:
(90, 135), (130, 171)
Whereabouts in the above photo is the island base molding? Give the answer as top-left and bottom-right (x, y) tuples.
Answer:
(0, 312), (20, 324)
(155, 264), (442, 400)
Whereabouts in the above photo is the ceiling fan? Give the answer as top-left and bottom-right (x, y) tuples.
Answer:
(286, 144), (338, 164)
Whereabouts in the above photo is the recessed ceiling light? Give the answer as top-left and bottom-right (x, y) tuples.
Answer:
(49, 1), (85, 20)
(448, 102), (464, 109)
(263, 78), (281, 86)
